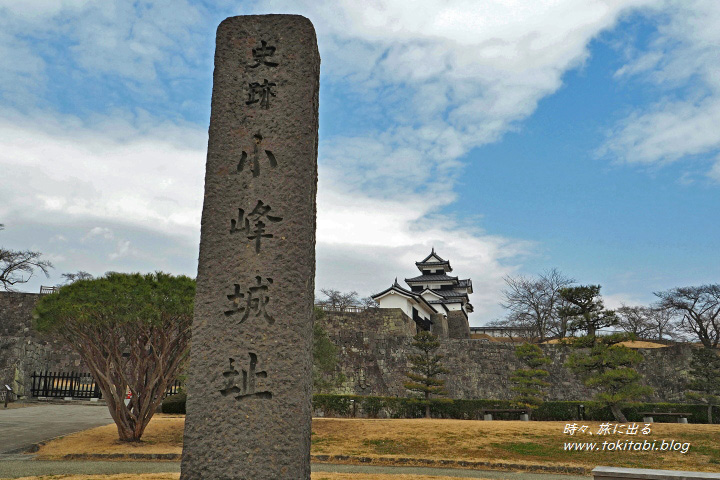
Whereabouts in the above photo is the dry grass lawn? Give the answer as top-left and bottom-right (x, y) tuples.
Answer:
(312, 418), (720, 471)
(542, 339), (668, 348)
(34, 416), (720, 472)
(9, 475), (491, 480)
(37, 415), (185, 457)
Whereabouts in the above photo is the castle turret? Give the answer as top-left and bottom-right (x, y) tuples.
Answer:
(372, 249), (473, 338)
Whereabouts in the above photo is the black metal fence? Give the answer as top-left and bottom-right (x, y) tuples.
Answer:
(31, 371), (183, 399)
(164, 379), (183, 397)
(31, 371), (102, 399)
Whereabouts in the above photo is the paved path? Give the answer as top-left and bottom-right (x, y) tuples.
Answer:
(0, 404), (113, 454)
(0, 459), (590, 479)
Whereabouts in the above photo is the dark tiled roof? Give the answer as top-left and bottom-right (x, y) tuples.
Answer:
(436, 290), (469, 299)
(419, 248), (447, 263)
(416, 249), (453, 271)
(416, 260), (449, 266)
(372, 282), (415, 299)
(458, 279), (472, 287)
(428, 294), (467, 303)
(372, 282), (442, 315)
(405, 274), (458, 283)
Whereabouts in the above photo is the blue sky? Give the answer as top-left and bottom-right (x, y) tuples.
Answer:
(1, 1), (718, 325)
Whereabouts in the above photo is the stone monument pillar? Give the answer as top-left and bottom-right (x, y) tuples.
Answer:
(181, 15), (319, 480)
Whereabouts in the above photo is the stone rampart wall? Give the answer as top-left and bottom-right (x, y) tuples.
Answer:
(322, 310), (692, 402)
(0, 292), (85, 396)
(0, 295), (693, 401)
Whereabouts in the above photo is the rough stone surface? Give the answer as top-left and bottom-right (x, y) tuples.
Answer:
(180, 15), (319, 480)
(447, 310), (471, 339)
(429, 313), (448, 338)
(0, 292), (85, 397)
(1, 293), (695, 405)
(320, 309), (692, 402)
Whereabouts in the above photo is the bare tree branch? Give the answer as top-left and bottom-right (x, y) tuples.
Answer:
(655, 285), (720, 348)
(500, 268), (574, 341)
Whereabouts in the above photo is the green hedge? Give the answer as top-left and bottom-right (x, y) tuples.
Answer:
(313, 395), (720, 423)
(161, 393), (720, 423)
(161, 392), (187, 414)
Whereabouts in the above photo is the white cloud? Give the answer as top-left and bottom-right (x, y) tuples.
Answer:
(85, 227), (114, 240)
(269, 0), (654, 134)
(1, 0), (680, 321)
(109, 239), (133, 260)
(0, 0), (212, 107)
(601, 98), (720, 165)
(0, 109), (207, 236)
(316, 176), (533, 321)
(708, 156), (720, 182)
(602, 292), (649, 310)
(603, 0), (720, 180)
(0, 107), (531, 321)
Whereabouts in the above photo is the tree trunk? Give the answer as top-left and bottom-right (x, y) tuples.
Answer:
(425, 391), (430, 418)
(610, 404), (627, 422)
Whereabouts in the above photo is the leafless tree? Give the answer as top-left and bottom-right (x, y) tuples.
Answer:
(645, 306), (677, 341)
(360, 296), (379, 310)
(318, 288), (359, 312)
(486, 316), (535, 341)
(655, 285), (720, 348)
(501, 268), (575, 341)
(616, 305), (654, 338)
(0, 224), (53, 291)
(60, 271), (94, 284)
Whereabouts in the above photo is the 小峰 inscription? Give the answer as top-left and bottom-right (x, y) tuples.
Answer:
(237, 133), (278, 177)
(229, 200), (283, 252)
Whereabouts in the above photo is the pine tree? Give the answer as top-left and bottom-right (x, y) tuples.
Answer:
(404, 330), (449, 418)
(685, 348), (720, 423)
(559, 285), (618, 337)
(565, 333), (653, 422)
(510, 343), (551, 414)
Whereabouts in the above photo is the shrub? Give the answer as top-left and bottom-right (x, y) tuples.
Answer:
(157, 393), (720, 423)
(312, 394), (354, 416)
(161, 392), (187, 414)
(360, 396), (384, 418)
